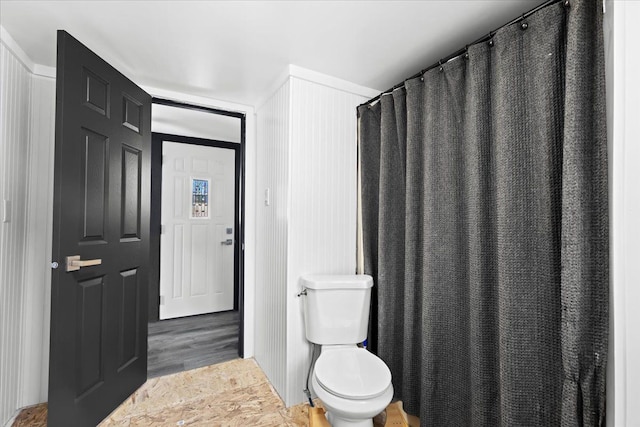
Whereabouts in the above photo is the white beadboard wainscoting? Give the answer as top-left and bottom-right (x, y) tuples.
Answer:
(19, 74), (56, 406)
(255, 67), (378, 406)
(0, 29), (56, 426)
(285, 76), (373, 405)
(0, 38), (31, 427)
(255, 79), (291, 401)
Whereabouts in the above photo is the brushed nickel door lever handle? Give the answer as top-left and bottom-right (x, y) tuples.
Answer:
(66, 255), (102, 272)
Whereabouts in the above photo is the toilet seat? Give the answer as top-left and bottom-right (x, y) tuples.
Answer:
(314, 348), (391, 400)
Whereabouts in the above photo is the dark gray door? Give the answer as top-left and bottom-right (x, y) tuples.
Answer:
(48, 31), (151, 427)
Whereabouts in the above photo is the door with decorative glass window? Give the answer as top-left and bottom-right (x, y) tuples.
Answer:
(160, 141), (235, 319)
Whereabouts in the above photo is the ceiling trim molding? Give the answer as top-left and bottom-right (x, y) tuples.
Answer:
(0, 25), (55, 79)
(255, 64), (381, 111)
(288, 65), (381, 99)
(1, 25), (35, 71)
(32, 64), (56, 79)
(254, 67), (292, 111)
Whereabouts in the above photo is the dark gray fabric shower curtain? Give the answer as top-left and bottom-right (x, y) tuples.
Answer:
(357, 1), (608, 426)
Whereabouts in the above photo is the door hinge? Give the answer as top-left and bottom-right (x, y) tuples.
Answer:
(159, 295), (165, 305)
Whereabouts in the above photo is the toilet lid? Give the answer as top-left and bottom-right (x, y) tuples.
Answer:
(314, 348), (391, 400)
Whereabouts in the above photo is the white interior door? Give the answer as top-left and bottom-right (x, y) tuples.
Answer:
(160, 141), (235, 319)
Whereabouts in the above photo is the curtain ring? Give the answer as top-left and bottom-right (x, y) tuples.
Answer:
(488, 32), (494, 48)
(438, 60), (444, 72)
(564, 0), (570, 7)
(464, 45), (469, 59)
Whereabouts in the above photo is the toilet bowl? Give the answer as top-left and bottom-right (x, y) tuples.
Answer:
(311, 346), (393, 427)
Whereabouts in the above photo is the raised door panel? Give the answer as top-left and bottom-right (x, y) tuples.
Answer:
(121, 145), (141, 240)
(82, 67), (110, 117)
(80, 129), (109, 243)
(75, 276), (106, 399)
(118, 269), (140, 371)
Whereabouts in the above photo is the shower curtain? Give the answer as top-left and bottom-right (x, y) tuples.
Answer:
(357, 1), (608, 426)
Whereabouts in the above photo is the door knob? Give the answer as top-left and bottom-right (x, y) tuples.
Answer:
(66, 255), (102, 272)
(221, 239), (233, 246)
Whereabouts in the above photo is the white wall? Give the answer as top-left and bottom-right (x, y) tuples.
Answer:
(254, 66), (377, 406)
(0, 28), (56, 426)
(18, 74), (56, 407)
(254, 79), (291, 401)
(606, 1), (640, 426)
(286, 75), (372, 405)
(0, 35), (32, 427)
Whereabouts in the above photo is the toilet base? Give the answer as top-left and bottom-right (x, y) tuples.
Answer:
(326, 411), (373, 427)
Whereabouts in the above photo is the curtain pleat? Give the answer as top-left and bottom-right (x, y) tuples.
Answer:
(560, 1), (609, 425)
(357, 0), (608, 425)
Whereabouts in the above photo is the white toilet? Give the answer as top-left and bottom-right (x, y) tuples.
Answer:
(301, 275), (394, 427)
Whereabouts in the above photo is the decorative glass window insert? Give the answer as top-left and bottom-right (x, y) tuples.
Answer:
(191, 178), (209, 218)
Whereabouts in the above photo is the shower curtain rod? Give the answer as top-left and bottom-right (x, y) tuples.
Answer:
(358, 0), (564, 108)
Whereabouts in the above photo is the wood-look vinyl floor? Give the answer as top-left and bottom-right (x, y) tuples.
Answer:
(148, 310), (240, 378)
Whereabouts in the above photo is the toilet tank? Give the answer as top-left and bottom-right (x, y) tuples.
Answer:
(301, 275), (373, 345)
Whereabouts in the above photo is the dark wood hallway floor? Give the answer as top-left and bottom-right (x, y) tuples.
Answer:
(147, 310), (240, 378)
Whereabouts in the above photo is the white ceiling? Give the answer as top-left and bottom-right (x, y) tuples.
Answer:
(0, 0), (546, 106)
